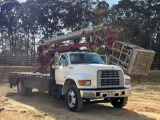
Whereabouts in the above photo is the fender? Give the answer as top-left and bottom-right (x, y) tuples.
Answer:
(65, 72), (96, 89)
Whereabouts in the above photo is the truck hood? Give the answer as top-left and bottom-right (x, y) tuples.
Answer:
(70, 64), (122, 72)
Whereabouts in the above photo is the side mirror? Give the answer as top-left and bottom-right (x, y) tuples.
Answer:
(54, 52), (59, 64)
(52, 65), (57, 69)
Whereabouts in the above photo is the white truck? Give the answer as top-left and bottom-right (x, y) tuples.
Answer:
(9, 52), (132, 112)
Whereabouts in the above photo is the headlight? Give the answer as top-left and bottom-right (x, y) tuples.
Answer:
(78, 80), (91, 86)
(125, 79), (131, 85)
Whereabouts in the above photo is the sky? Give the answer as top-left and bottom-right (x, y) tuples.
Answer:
(17, 0), (120, 7)
(107, 0), (119, 7)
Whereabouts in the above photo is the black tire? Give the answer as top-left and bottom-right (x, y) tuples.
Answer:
(27, 87), (32, 95)
(104, 98), (110, 102)
(111, 97), (128, 108)
(65, 85), (83, 112)
(17, 79), (28, 96)
(61, 95), (65, 100)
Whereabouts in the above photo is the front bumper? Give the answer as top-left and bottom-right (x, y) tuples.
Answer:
(80, 88), (132, 99)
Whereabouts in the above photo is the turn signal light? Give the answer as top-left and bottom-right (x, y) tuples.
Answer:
(78, 80), (91, 86)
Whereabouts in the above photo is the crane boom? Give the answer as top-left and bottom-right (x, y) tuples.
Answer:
(44, 24), (105, 45)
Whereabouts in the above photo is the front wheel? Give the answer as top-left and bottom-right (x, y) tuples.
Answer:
(111, 97), (128, 108)
(65, 85), (83, 112)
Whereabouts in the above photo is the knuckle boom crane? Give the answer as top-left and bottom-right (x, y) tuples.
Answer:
(38, 24), (155, 75)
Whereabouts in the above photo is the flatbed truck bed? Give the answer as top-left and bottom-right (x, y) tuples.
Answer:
(9, 72), (51, 92)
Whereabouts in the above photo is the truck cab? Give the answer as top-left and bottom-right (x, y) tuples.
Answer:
(53, 52), (132, 111)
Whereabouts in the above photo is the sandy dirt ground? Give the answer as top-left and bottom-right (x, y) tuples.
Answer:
(0, 83), (160, 120)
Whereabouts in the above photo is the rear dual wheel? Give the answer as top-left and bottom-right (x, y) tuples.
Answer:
(17, 80), (32, 96)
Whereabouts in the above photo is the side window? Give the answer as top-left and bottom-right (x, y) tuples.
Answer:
(59, 55), (68, 66)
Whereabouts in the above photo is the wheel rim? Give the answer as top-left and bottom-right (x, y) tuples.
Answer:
(67, 90), (76, 108)
(117, 98), (122, 103)
(18, 81), (22, 93)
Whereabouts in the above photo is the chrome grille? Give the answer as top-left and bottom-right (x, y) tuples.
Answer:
(97, 70), (123, 87)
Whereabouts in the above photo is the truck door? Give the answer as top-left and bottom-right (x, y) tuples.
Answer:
(55, 54), (70, 85)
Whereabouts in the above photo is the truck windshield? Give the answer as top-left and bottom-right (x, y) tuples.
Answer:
(70, 53), (105, 64)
